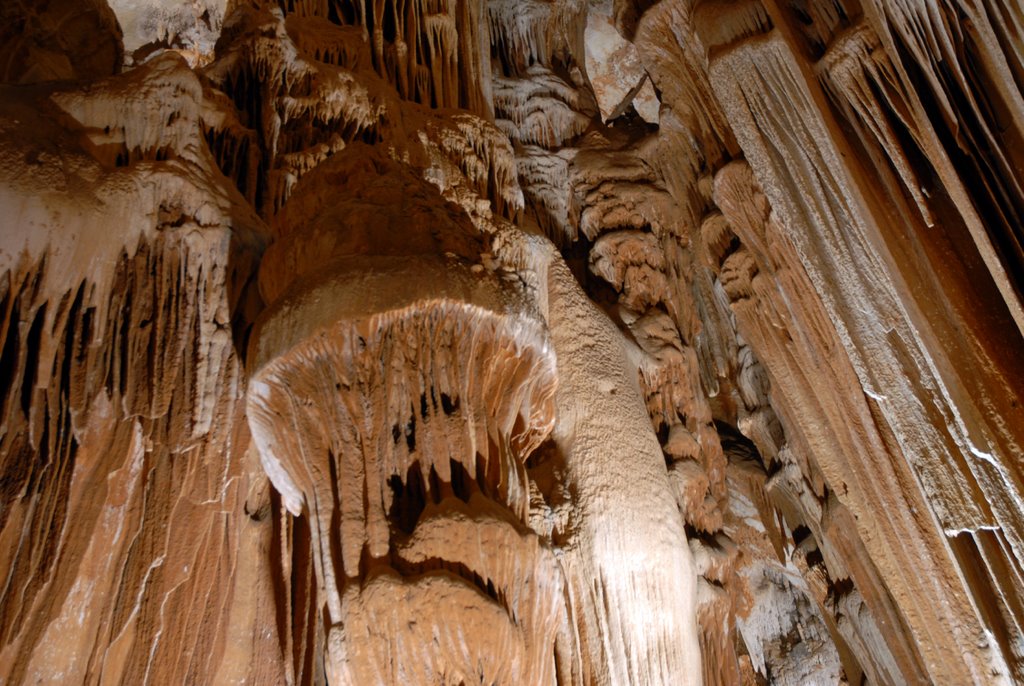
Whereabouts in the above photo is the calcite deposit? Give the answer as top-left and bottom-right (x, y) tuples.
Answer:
(1, 1), (1022, 684)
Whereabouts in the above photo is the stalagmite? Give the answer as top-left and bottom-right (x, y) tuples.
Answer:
(2, 0), (1024, 684)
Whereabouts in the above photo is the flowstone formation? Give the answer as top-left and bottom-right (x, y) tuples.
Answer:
(1, 1), (1023, 684)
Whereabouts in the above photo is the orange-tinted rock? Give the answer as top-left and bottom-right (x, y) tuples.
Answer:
(2, 0), (1024, 684)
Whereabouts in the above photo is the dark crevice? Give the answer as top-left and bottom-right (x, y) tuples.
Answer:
(449, 458), (473, 503)
(387, 462), (427, 535)
(440, 392), (459, 415)
(0, 291), (21, 421)
(21, 304), (46, 419)
(892, 27), (1024, 305)
(792, 525), (812, 546)
(714, 420), (762, 465)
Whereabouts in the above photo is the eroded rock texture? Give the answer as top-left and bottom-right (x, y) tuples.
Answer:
(1, 0), (1022, 684)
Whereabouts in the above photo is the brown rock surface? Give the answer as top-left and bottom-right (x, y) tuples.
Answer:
(1, 0), (1023, 684)
(0, 0), (123, 83)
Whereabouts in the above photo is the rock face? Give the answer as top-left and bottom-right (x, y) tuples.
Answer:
(0, 1), (1022, 684)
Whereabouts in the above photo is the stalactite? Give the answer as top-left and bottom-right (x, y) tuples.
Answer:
(0, 53), (274, 684)
(3, 0), (1024, 683)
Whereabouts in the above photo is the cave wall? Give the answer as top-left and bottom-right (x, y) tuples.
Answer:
(0, 0), (1022, 684)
